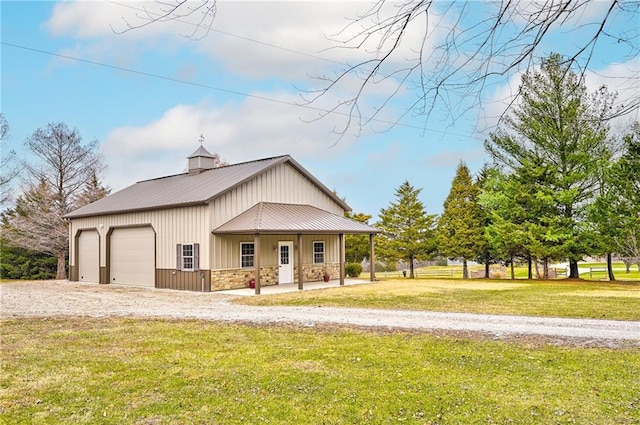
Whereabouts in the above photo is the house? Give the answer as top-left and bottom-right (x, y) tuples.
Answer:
(65, 146), (379, 294)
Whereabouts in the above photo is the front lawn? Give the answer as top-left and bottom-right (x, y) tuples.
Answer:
(238, 279), (640, 320)
(1, 318), (638, 424)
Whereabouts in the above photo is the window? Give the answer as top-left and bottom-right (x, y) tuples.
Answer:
(182, 244), (194, 270)
(176, 243), (199, 271)
(241, 242), (254, 268)
(313, 241), (325, 264)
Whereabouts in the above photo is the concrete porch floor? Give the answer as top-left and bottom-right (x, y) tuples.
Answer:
(216, 278), (371, 296)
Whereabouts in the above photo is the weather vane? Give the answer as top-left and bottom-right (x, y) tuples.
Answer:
(199, 134), (205, 146)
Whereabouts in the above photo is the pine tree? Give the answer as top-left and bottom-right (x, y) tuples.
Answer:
(75, 172), (111, 208)
(2, 181), (68, 279)
(376, 181), (437, 278)
(437, 162), (486, 279)
(345, 212), (372, 264)
(485, 54), (615, 278)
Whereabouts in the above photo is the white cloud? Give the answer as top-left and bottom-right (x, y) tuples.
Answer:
(100, 92), (369, 190)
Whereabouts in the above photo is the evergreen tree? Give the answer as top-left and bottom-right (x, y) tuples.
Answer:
(76, 172), (111, 207)
(344, 212), (372, 264)
(474, 164), (500, 278)
(480, 170), (532, 279)
(437, 162), (486, 279)
(2, 181), (68, 278)
(485, 54), (614, 279)
(376, 181), (437, 278)
(590, 123), (640, 278)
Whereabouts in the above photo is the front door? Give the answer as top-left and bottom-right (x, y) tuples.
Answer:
(278, 241), (293, 284)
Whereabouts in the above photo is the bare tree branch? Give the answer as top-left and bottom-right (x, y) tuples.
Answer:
(308, 0), (639, 136)
(0, 113), (19, 206)
(109, 0), (217, 40)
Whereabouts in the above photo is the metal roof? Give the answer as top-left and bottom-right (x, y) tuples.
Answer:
(187, 145), (215, 158)
(65, 155), (351, 218)
(214, 202), (380, 234)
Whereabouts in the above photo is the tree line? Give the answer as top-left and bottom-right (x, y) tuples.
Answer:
(347, 54), (639, 281)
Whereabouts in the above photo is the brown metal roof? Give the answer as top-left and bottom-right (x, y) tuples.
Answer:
(213, 202), (380, 234)
(65, 155), (351, 218)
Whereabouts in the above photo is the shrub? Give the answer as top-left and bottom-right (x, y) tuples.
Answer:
(345, 263), (363, 277)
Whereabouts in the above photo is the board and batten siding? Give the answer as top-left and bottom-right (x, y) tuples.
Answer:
(69, 204), (210, 271)
(210, 162), (344, 228)
(214, 234), (339, 269)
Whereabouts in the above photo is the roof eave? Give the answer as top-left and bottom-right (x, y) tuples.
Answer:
(64, 200), (209, 219)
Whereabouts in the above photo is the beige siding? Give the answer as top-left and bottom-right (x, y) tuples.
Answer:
(69, 204), (210, 270)
(213, 234), (339, 269)
(211, 163), (344, 228)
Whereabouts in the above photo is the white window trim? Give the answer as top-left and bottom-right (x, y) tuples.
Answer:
(312, 241), (325, 264)
(240, 242), (255, 269)
(182, 243), (195, 271)
(176, 243), (199, 271)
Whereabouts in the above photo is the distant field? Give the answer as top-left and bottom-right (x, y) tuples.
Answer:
(238, 278), (640, 321)
(374, 263), (640, 281)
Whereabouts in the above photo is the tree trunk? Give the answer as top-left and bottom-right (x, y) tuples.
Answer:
(568, 259), (579, 279)
(623, 259), (630, 273)
(510, 255), (515, 280)
(484, 261), (490, 279)
(607, 253), (616, 281)
(527, 256), (532, 280)
(534, 257), (540, 279)
(543, 257), (549, 280)
(409, 255), (415, 279)
(56, 250), (66, 280)
(462, 258), (468, 279)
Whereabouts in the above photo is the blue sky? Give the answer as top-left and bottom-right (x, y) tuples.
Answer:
(2, 1), (638, 218)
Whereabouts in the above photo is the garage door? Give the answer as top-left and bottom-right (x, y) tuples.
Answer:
(78, 230), (99, 283)
(110, 227), (155, 287)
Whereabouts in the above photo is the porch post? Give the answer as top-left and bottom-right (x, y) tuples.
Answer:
(369, 233), (376, 282)
(339, 233), (345, 286)
(297, 233), (303, 290)
(254, 233), (261, 295)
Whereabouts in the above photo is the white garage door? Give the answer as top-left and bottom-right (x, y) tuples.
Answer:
(78, 230), (99, 283)
(110, 227), (155, 287)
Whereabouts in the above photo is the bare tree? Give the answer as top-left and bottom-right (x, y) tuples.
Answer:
(0, 113), (19, 206)
(23, 122), (105, 213)
(114, 1), (638, 138)
(3, 122), (105, 279)
(308, 0), (640, 136)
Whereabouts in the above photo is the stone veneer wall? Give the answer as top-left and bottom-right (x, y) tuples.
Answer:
(211, 263), (341, 291)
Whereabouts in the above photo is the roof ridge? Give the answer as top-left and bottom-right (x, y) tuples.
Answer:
(255, 202), (265, 229)
(134, 154), (291, 184)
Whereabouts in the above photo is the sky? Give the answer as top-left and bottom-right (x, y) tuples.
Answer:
(2, 0), (639, 218)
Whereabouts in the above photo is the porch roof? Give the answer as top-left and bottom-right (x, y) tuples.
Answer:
(213, 202), (380, 235)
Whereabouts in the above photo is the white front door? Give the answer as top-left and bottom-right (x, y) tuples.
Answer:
(278, 241), (294, 284)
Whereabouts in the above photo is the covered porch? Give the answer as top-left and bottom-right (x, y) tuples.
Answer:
(213, 202), (380, 294)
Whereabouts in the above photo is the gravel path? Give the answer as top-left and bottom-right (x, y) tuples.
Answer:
(2, 280), (639, 347)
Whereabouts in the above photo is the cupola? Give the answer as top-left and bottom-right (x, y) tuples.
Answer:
(187, 136), (219, 175)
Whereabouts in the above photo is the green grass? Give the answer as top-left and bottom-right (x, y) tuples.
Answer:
(1, 318), (638, 424)
(239, 279), (640, 320)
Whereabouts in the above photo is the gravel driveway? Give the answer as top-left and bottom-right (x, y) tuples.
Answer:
(2, 280), (639, 347)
